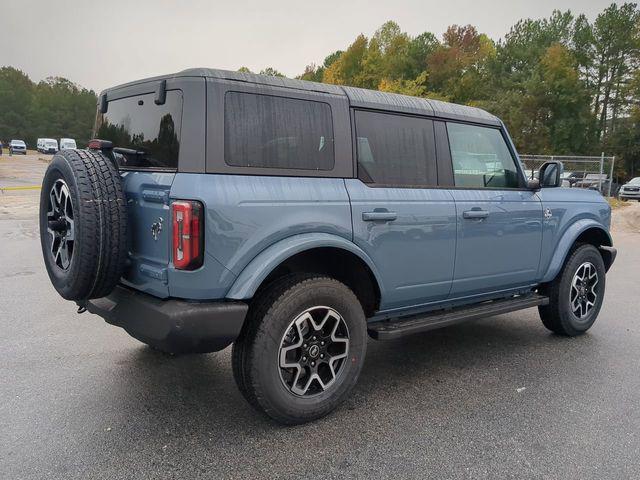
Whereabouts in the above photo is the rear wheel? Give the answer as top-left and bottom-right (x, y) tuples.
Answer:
(538, 244), (606, 336)
(232, 276), (367, 424)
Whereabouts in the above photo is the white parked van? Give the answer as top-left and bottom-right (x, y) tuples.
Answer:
(59, 138), (77, 150)
(37, 138), (58, 153)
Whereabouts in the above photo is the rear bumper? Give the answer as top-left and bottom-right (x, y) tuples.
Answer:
(85, 285), (248, 353)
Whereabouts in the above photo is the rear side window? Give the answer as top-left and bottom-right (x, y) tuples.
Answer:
(446, 123), (520, 188)
(355, 110), (436, 187)
(94, 91), (183, 170)
(224, 92), (334, 171)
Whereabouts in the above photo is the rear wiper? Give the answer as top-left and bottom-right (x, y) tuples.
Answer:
(113, 147), (147, 157)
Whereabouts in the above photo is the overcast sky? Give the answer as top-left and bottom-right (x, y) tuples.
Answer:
(6, 0), (619, 93)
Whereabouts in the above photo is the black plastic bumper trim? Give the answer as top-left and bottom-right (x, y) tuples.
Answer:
(599, 245), (617, 272)
(85, 285), (248, 353)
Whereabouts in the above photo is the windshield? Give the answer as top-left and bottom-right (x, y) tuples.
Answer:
(12, 141), (25, 146)
(628, 177), (640, 185)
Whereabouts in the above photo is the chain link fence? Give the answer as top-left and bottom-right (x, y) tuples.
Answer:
(519, 154), (617, 197)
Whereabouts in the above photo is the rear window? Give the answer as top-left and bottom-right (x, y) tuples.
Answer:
(94, 91), (183, 170)
(224, 92), (334, 171)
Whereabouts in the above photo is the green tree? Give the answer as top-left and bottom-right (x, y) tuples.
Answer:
(536, 44), (595, 153)
(426, 25), (495, 103)
(605, 68), (640, 178)
(373, 21), (412, 80)
(299, 51), (344, 82)
(590, 3), (640, 138)
(0, 70), (96, 148)
(378, 71), (448, 100)
(323, 34), (368, 85)
(406, 32), (440, 78)
(481, 44), (594, 154)
(29, 77), (97, 147)
(495, 10), (577, 81)
(355, 37), (383, 88)
(0, 67), (34, 143)
(259, 67), (285, 77)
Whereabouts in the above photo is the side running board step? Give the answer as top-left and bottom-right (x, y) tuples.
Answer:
(368, 294), (549, 341)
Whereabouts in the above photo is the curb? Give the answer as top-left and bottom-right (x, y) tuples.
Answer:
(0, 186), (41, 192)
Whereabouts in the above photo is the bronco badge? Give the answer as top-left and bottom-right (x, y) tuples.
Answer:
(151, 217), (163, 241)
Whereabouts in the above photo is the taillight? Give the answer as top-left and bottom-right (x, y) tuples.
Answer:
(171, 200), (204, 270)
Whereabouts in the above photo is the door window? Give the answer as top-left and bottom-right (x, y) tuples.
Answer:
(355, 110), (436, 187)
(446, 123), (520, 188)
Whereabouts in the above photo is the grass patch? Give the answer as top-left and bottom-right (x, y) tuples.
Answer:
(608, 197), (632, 209)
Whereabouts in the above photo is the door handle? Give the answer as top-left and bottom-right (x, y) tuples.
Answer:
(463, 209), (490, 220)
(362, 211), (398, 222)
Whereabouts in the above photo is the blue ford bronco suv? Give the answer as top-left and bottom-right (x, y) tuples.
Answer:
(39, 69), (616, 424)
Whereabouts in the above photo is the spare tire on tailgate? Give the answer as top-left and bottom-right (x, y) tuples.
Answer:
(39, 149), (128, 301)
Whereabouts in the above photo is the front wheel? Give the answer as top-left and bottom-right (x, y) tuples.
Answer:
(538, 244), (606, 336)
(232, 275), (367, 424)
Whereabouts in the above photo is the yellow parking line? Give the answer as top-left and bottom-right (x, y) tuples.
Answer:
(0, 185), (41, 191)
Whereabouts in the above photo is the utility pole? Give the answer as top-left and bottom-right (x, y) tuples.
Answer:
(607, 156), (615, 198)
(598, 152), (604, 193)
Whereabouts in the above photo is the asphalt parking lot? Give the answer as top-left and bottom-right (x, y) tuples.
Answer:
(2, 155), (640, 479)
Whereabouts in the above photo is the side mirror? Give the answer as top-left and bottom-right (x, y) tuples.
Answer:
(539, 161), (563, 188)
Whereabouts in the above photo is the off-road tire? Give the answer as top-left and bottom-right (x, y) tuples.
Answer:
(39, 149), (127, 301)
(232, 275), (367, 424)
(231, 274), (310, 403)
(538, 244), (606, 336)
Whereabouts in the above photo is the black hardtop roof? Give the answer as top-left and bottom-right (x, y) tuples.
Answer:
(103, 67), (500, 126)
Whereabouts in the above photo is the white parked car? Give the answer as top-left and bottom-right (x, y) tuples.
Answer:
(59, 138), (77, 150)
(9, 139), (27, 155)
(619, 177), (640, 201)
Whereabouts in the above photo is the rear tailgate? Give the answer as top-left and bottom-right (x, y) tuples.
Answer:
(120, 171), (175, 298)
(93, 83), (194, 298)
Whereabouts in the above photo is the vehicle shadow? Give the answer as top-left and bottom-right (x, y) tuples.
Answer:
(96, 311), (601, 437)
(62, 310), (613, 480)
